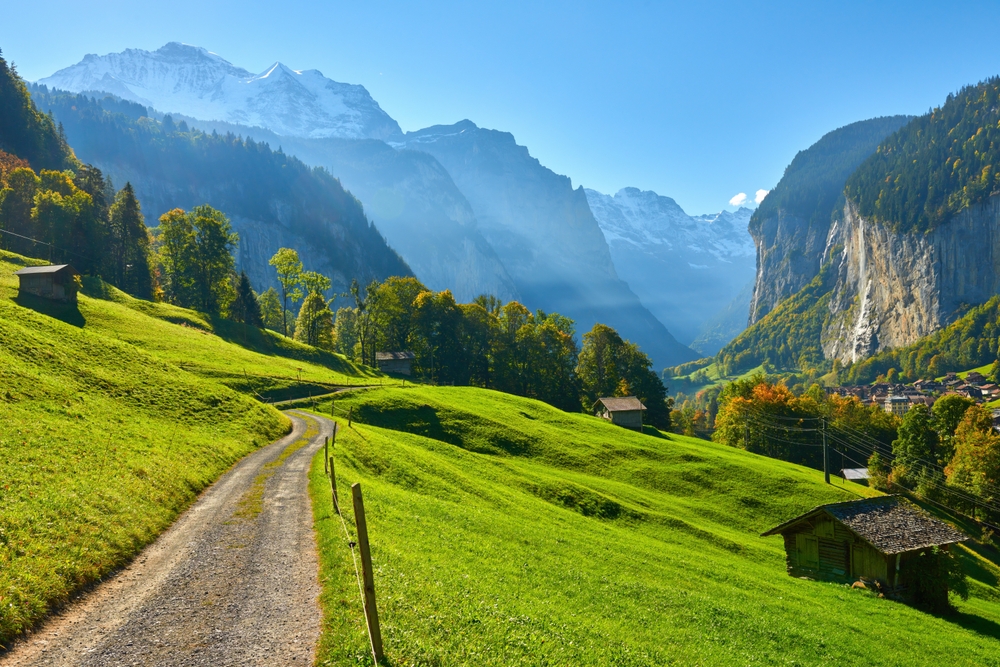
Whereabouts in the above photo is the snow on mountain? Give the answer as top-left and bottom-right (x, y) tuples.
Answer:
(585, 187), (756, 353)
(38, 42), (402, 141)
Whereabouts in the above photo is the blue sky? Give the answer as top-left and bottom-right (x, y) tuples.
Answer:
(4, 0), (1000, 214)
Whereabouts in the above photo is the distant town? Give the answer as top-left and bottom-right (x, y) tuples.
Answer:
(828, 371), (1000, 422)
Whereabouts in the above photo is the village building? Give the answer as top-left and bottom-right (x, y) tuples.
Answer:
(13, 264), (80, 303)
(884, 395), (911, 416)
(375, 351), (415, 376)
(593, 396), (646, 430)
(762, 496), (967, 594)
(840, 468), (870, 484)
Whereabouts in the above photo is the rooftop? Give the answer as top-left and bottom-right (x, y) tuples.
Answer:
(762, 496), (967, 555)
(595, 396), (647, 412)
(375, 351), (415, 361)
(13, 264), (76, 276)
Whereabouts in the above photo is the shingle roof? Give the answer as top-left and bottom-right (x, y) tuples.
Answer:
(375, 351), (415, 361)
(13, 264), (76, 276)
(594, 396), (647, 412)
(761, 496), (968, 555)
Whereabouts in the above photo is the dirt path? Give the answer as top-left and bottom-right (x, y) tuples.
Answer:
(2, 410), (334, 667)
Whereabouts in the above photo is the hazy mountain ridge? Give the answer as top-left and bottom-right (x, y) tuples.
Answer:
(586, 186), (755, 350)
(38, 42), (402, 141)
(38, 45), (698, 366)
(30, 87), (411, 299)
(400, 121), (698, 367)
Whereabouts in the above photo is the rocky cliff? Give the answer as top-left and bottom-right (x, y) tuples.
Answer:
(822, 195), (1000, 363)
(748, 116), (912, 325)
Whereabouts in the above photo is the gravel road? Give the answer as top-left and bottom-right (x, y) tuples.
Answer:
(2, 410), (333, 667)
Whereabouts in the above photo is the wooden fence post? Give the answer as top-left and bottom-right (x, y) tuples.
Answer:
(349, 407), (353, 428)
(329, 457), (339, 515)
(324, 437), (329, 476)
(352, 483), (383, 663)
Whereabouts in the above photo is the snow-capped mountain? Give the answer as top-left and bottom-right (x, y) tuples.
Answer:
(585, 187), (756, 354)
(38, 42), (402, 141)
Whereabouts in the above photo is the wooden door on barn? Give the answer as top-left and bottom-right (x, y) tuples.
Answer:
(851, 544), (887, 582)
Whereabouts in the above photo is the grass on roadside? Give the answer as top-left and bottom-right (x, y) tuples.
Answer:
(0, 249), (375, 647)
(306, 385), (1000, 667)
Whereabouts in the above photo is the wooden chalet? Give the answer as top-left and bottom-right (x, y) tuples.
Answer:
(762, 496), (967, 591)
(13, 264), (79, 303)
(375, 351), (415, 376)
(593, 396), (646, 430)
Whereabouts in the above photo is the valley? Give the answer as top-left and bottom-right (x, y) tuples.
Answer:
(7, 22), (1000, 667)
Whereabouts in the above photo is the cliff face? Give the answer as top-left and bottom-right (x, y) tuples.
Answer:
(748, 210), (832, 325)
(823, 195), (1000, 362)
(747, 116), (913, 326)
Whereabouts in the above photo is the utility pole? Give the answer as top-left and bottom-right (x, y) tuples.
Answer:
(822, 417), (830, 484)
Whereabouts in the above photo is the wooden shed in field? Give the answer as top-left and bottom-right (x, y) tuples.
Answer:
(13, 264), (79, 303)
(375, 351), (415, 376)
(761, 496), (967, 591)
(593, 396), (647, 430)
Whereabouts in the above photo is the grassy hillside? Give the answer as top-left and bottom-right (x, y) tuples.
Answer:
(0, 249), (374, 646)
(306, 386), (1000, 666)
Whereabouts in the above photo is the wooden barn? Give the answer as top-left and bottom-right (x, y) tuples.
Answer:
(593, 396), (647, 430)
(762, 496), (967, 591)
(13, 264), (79, 303)
(375, 351), (415, 376)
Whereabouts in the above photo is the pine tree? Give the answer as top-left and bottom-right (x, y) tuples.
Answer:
(230, 271), (263, 327)
(108, 182), (153, 298)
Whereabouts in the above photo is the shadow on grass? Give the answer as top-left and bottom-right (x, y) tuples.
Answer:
(14, 293), (85, 327)
(941, 608), (1000, 641)
(355, 401), (533, 456)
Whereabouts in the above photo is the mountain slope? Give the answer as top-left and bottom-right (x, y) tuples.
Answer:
(586, 187), (755, 347)
(825, 80), (1000, 362)
(401, 121), (697, 367)
(0, 50), (75, 171)
(304, 386), (1000, 665)
(748, 116), (913, 324)
(31, 86), (411, 296)
(38, 43), (402, 141)
(155, 114), (521, 303)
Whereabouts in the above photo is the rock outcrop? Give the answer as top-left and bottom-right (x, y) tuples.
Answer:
(822, 196), (1000, 362)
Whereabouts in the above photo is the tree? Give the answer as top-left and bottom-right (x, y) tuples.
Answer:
(351, 279), (383, 367)
(946, 405), (1000, 503)
(891, 405), (940, 489)
(333, 306), (359, 358)
(295, 292), (334, 349)
(157, 205), (238, 315)
(229, 271), (263, 327)
(373, 276), (427, 352)
(933, 394), (975, 464)
(577, 323), (668, 428)
(257, 287), (283, 332)
(107, 182), (153, 298)
(268, 248), (303, 337)
(299, 270), (331, 297)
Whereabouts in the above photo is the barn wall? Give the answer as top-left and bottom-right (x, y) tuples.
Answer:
(610, 410), (643, 429)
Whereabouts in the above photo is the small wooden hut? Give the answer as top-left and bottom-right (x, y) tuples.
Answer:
(375, 351), (415, 376)
(761, 496), (967, 591)
(593, 396), (646, 430)
(14, 264), (79, 303)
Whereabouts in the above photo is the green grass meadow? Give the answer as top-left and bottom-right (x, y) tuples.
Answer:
(0, 250), (373, 646)
(307, 386), (1000, 666)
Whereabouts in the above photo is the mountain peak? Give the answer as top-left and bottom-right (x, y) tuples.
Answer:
(38, 44), (403, 142)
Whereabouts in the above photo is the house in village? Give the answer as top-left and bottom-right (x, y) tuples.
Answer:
(593, 396), (647, 430)
(13, 264), (80, 303)
(762, 496), (967, 597)
(375, 351), (415, 376)
(883, 395), (911, 416)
